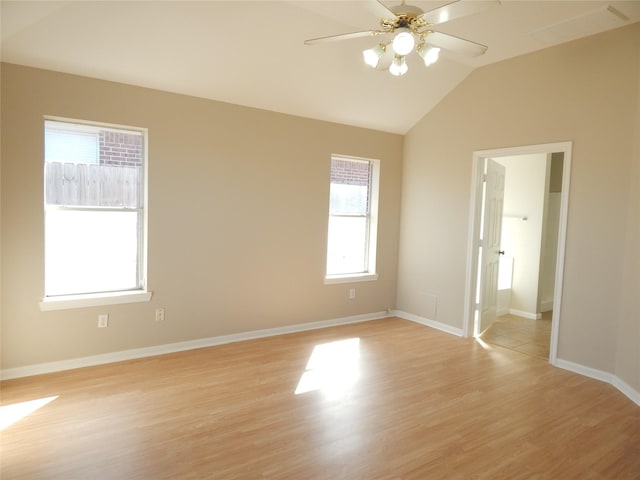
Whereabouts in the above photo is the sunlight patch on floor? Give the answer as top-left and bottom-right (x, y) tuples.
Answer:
(475, 336), (494, 350)
(295, 338), (360, 399)
(0, 396), (59, 430)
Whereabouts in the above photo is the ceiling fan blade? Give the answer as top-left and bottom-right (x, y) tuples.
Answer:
(424, 31), (488, 57)
(305, 30), (379, 45)
(419, 0), (499, 26)
(367, 0), (398, 20)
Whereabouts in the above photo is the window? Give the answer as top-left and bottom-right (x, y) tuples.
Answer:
(42, 119), (149, 308)
(325, 155), (379, 283)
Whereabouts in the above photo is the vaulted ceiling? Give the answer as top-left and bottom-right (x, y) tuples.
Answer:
(2, 1), (639, 134)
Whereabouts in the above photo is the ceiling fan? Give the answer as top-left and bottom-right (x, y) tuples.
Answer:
(304, 0), (499, 76)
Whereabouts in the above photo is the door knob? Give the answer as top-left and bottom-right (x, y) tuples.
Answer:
(498, 250), (505, 255)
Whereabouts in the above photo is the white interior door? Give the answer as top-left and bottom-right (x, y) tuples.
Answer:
(478, 158), (505, 334)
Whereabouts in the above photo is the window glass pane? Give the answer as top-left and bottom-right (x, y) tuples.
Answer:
(327, 216), (368, 275)
(44, 121), (143, 208)
(44, 162), (142, 208)
(45, 210), (140, 296)
(329, 158), (371, 214)
(45, 129), (98, 164)
(330, 184), (368, 215)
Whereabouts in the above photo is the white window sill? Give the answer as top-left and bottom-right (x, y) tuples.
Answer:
(324, 273), (378, 285)
(39, 290), (153, 311)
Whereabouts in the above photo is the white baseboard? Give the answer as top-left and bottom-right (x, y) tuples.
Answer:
(393, 310), (464, 337)
(1, 310), (391, 380)
(553, 358), (614, 383)
(509, 308), (542, 320)
(5, 310), (637, 409)
(391, 314), (639, 407)
(554, 358), (640, 407)
(612, 376), (640, 407)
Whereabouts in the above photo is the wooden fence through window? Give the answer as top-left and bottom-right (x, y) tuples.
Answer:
(45, 162), (142, 208)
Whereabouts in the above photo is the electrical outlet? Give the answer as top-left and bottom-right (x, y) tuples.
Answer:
(349, 288), (356, 300)
(98, 314), (109, 328)
(155, 308), (165, 322)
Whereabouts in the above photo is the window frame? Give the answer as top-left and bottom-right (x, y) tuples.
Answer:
(39, 117), (151, 311)
(324, 154), (380, 285)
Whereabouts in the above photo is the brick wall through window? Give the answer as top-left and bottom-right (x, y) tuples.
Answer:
(99, 131), (143, 167)
(330, 158), (370, 186)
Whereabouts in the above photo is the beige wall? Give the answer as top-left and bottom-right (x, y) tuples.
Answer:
(0, 63), (3, 372)
(615, 35), (640, 391)
(0, 64), (403, 369)
(398, 24), (640, 390)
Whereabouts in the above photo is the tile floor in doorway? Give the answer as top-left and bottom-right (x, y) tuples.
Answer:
(480, 311), (552, 359)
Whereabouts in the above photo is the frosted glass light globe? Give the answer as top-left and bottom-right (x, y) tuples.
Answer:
(420, 45), (440, 66)
(389, 55), (408, 76)
(392, 29), (415, 56)
(362, 44), (385, 68)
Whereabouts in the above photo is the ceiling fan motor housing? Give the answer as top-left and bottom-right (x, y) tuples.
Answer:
(381, 6), (428, 33)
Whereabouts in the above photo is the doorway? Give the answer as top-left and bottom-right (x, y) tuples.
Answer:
(463, 142), (572, 364)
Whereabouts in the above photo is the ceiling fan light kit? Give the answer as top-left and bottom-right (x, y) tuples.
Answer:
(305, 0), (497, 77)
(365, 35), (440, 77)
(362, 43), (387, 68)
(389, 55), (409, 76)
(418, 43), (440, 66)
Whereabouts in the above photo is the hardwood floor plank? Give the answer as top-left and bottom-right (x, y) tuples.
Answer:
(480, 313), (552, 359)
(1, 318), (638, 479)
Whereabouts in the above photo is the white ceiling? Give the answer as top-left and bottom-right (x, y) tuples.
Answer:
(2, 0), (639, 134)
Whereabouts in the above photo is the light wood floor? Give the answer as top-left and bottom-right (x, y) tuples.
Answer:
(2, 318), (638, 479)
(480, 312), (552, 359)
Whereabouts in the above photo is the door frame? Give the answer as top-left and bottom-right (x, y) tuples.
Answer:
(462, 142), (573, 364)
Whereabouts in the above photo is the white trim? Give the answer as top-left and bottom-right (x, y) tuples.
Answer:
(612, 376), (640, 407)
(42, 116), (150, 304)
(395, 310), (640, 407)
(324, 273), (379, 285)
(548, 143), (572, 365)
(1, 310), (392, 380)
(463, 142), (573, 368)
(5, 309), (638, 408)
(553, 358), (614, 383)
(462, 155), (485, 338)
(508, 309), (542, 320)
(394, 310), (464, 337)
(554, 358), (640, 407)
(39, 290), (153, 311)
(44, 115), (147, 135)
(326, 154), (380, 282)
